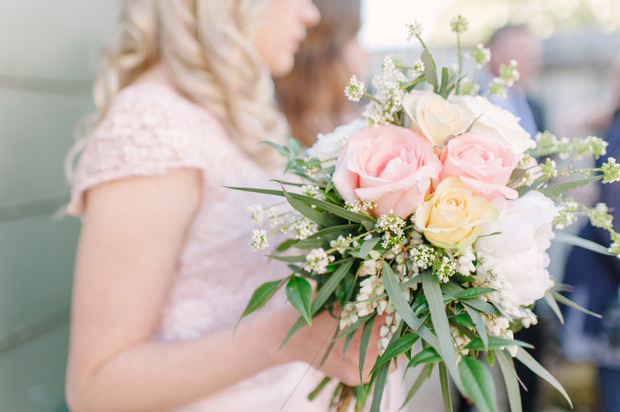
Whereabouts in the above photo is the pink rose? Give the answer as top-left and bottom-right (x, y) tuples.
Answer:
(439, 132), (518, 201)
(333, 124), (442, 217)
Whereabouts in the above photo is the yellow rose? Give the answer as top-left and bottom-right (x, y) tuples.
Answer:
(414, 177), (498, 250)
(403, 91), (470, 146)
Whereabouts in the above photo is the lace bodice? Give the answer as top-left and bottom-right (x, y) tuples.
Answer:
(68, 83), (404, 411)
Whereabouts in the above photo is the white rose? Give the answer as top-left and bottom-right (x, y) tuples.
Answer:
(450, 95), (536, 155)
(475, 191), (558, 306)
(403, 91), (469, 146)
(307, 119), (366, 167)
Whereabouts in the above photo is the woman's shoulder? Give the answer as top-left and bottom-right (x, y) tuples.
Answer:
(68, 83), (222, 216)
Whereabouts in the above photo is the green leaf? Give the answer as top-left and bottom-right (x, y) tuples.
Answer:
(343, 330), (356, 357)
(553, 233), (615, 256)
(544, 291), (564, 325)
(455, 288), (494, 300)
(276, 238), (297, 252)
(497, 351), (522, 412)
(282, 185), (339, 227)
(382, 264), (426, 332)
(439, 67), (450, 98)
(515, 348), (572, 408)
(227, 186), (375, 224)
(550, 290), (602, 318)
(267, 254), (307, 263)
(421, 49), (438, 92)
(307, 377), (331, 401)
(409, 347), (441, 368)
(359, 316), (376, 384)
(454, 312), (476, 329)
(239, 280), (283, 320)
(538, 176), (602, 198)
(422, 271), (465, 393)
(439, 362), (454, 412)
(400, 363), (433, 409)
(359, 237), (381, 258)
(465, 336), (533, 352)
(279, 260), (354, 349)
(287, 136), (301, 156)
(459, 356), (498, 412)
(370, 362), (390, 412)
(286, 276), (313, 325)
(464, 305), (489, 352)
(372, 333), (419, 373)
(260, 140), (290, 158)
(306, 224), (357, 240)
(334, 314), (373, 340)
(294, 238), (326, 250)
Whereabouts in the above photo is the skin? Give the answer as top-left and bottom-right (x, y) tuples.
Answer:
(65, 1), (391, 411)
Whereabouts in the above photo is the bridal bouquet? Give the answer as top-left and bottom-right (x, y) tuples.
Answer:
(234, 16), (620, 412)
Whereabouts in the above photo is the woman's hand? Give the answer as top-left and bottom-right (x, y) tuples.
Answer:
(276, 306), (392, 386)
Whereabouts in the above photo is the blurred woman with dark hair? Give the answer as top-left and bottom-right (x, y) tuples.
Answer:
(275, 0), (366, 146)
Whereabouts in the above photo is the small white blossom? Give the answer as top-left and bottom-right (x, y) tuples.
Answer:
(305, 248), (334, 274)
(345, 75), (365, 102)
(330, 235), (352, 255)
(382, 56), (396, 74)
(301, 184), (325, 200)
(250, 229), (269, 251)
(339, 302), (359, 330)
(588, 203), (613, 229)
(355, 274), (385, 316)
(436, 256), (456, 283)
(455, 247), (476, 276)
(344, 199), (376, 213)
(450, 15), (468, 34)
(378, 302), (400, 355)
(553, 200), (580, 229)
(292, 217), (319, 240)
(602, 157), (620, 183)
(266, 206), (282, 228)
(469, 43), (491, 68)
(247, 204), (264, 225)
(410, 244), (438, 271)
(406, 21), (423, 41)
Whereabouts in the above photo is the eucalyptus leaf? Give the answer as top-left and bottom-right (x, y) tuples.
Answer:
(538, 176), (602, 198)
(276, 238), (297, 252)
(239, 279), (284, 321)
(371, 333), (419, 373)
(497, 350), (522, 412)
(370, 362), (390, 412)
(439, 362), (453, 412)
(286, 276), (313, 325)
(400, 363), (433, 409)
(465, 336), (533, 352)
(359, 316), (376, 384)
(459, 356), (498, 412)
(455, 288), (494, 300)
(260, 140), (290, 158)
(551, 290), (602, 318)
(409, 347), (441, 368)
(515, 348), (572, 408)
(464, 305), (489, 352)
(282, 185), (339, 226)
(421, 49), (438, 92)
(544, 291), (564, 325)
(422, 271), (464, 392)
(287, 136), (301, 156)
(553, 233), (614, 256)
(359, 237), (381, 258)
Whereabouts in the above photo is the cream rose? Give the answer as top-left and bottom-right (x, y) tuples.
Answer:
(403, 91), (469, 146)
(414, 177), (498, 250)
(449, 95), (535, 155)
(332, 124), (442, 217)
(439, 132), (518, 200)
(475, 191), (558, 306)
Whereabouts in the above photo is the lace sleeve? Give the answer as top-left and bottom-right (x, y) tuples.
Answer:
(67, 84), (215, 216)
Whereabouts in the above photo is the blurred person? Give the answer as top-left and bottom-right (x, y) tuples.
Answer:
(481, 24), (545, 137)
(562, 55), (620, 412)
(274, 0), (366, 146)
(63, 1), (407, 412)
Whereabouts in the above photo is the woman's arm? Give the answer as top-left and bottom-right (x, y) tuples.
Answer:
(65, 169), (382, 412)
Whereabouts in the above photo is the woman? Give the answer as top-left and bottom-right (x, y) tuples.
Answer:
(275, 0), (366, 146)
(65, 1), (399, 411)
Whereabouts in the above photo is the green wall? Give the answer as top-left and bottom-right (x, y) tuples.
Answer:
(0, 2), (120, 411)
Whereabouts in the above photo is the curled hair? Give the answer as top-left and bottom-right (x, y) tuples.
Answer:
(67, 0), (287, 181)
(275, 0), (361, 146)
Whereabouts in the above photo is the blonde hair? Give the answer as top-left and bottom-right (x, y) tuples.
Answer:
(68, 0), (286, 181)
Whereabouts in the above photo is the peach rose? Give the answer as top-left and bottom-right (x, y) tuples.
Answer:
(332, 124), (442, 217)
(403, 91), (469, 146)
(439, 132), (518, 201)
(414, 177), (498, 250)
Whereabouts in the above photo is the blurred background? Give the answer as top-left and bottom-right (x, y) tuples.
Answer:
(1, 0), (619, 411)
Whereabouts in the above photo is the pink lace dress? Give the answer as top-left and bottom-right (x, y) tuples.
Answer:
(68, 83), (404, 412)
